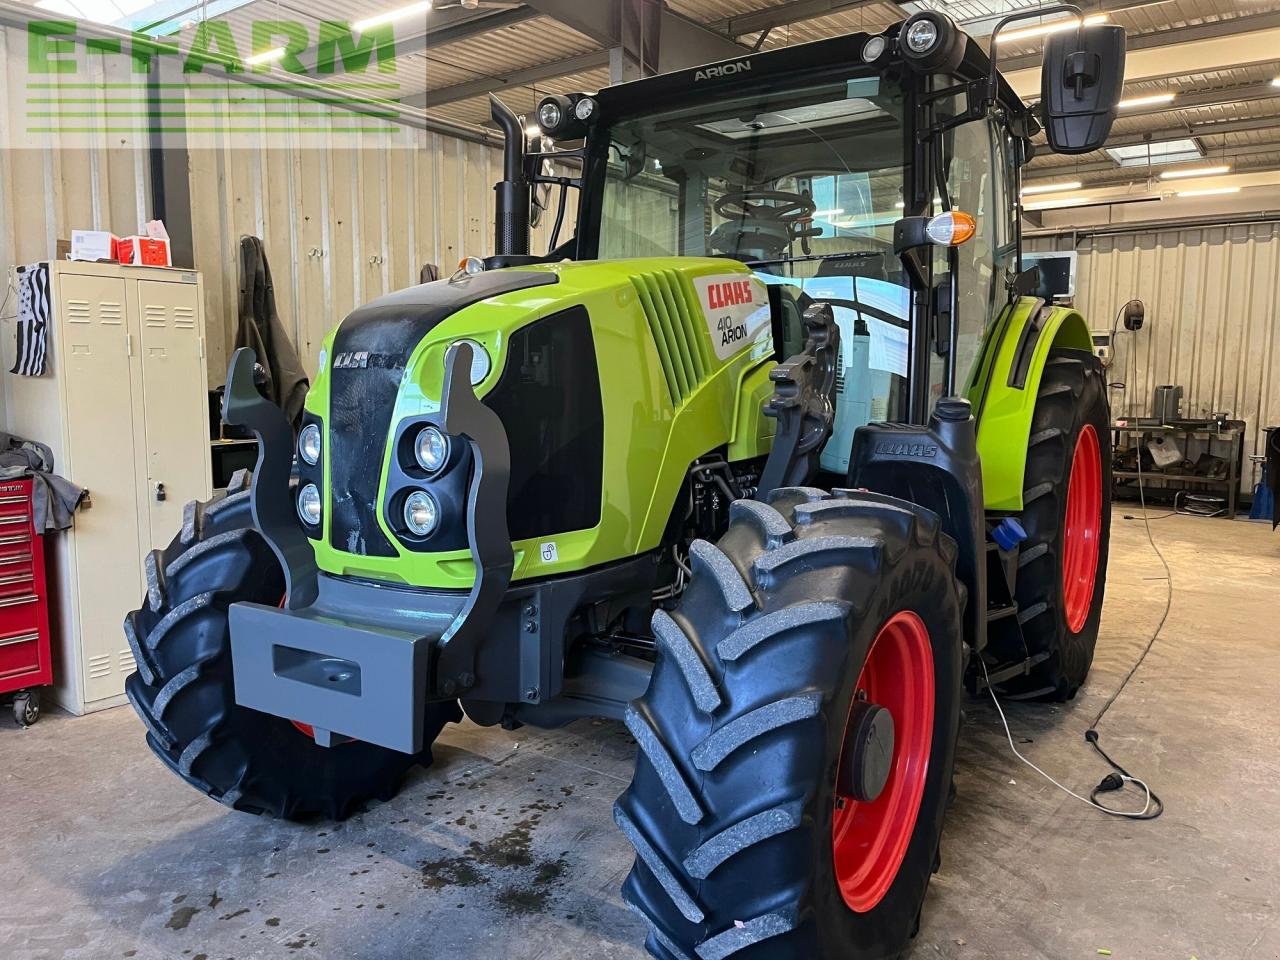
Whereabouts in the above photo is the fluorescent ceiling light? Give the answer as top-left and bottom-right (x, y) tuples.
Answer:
(1106, 138), (1204, 168)
(1273, 77), (1280, 88)
(245, 47), (286, 65)
(354, 0), (431, 33)
(997, 13), (1108, 44)
(1118, 92), (1176, 109)
(1177, 186), (1242, 198)
(1159, 165), (1232, 180)
(1022, 180), (1083, 196)
(1024, 197), (1094, 211)
(812, 209), (845, 218)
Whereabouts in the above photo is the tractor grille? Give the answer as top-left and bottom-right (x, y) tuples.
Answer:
(630, 270), (713, 406)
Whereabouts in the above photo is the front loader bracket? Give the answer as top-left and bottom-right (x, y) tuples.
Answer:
(757, 302), (840, 498)
(425, 341), (515, 697)
(223, 347), (319, 609)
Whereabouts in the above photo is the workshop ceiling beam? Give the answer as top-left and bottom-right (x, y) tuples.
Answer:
(282, 4), (539, 81)
(519, 0), (746, 72)
(653, 6), (748, 73)
(407, 49), (609, 109)
(1003, 11), (1280, 98)
(1034, 159), (1280, 193)
(418, 6), (540, 47)
(414, 1), (746, 109)
(520, 0), (620, 47)
(1029, 139), (1280, 178)
(1114, 82), (1280, 120)
(708, 0), (883, 38)
(1104, 113), (1280, 149)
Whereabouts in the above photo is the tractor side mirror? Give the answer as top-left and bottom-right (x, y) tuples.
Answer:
(1122, 299), (1145, 331)
(1041, 23), (1126, 155)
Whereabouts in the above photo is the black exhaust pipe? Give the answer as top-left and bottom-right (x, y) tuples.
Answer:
(490, 94), (530, 257)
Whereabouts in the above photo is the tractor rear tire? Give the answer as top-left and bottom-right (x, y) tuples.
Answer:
(1008, 348), (1112, 701)
(124, 483), (460, 820)
(617, 488), (965, 960)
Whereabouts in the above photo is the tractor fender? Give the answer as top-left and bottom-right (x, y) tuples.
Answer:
(966, 296), (1094, 512)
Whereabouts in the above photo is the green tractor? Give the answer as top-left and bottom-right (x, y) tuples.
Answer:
(126, 8), (1126, 958)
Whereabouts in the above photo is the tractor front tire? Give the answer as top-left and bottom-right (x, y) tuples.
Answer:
(1009, 348), (1112, 701)
(617, 488), (965, 960)
(124, 483), (460, 820)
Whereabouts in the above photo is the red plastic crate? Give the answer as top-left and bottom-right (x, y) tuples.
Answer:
(0, 478), (53, 703)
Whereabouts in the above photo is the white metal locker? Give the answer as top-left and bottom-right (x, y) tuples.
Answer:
(134, 279), (210, 548)
(3, 261), (212, 714)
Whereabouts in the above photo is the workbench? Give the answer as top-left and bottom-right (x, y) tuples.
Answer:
(1111, 420), (1245, 518)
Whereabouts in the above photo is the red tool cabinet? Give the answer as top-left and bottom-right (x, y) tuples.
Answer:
(0, 478), (52, 725)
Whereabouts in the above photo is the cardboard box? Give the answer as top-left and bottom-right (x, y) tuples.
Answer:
(118, 235), (172, 267)
(69, 230), (118, 262)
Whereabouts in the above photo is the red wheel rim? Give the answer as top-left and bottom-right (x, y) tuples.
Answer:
(1062, 424), (1103, 633)
(832, 611), (935, 914)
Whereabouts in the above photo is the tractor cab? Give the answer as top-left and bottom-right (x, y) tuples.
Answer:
(514, 10), (1125, 425)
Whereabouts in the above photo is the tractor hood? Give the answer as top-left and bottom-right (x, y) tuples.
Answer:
(299, 258), (776, 591)
(318, 270), (558, 562)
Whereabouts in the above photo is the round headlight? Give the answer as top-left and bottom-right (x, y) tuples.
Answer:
(905, 19), (940, 53)
(454, 339), (491, 385)
(297, 483), (321, 526)
(415, 426), (449, 473)
(298, 424), (321, 465)
(538, 100), (562, 130)
(403, 490), (439, 537)
(574, 97), (596, 121)
(861, 36), (887, 62)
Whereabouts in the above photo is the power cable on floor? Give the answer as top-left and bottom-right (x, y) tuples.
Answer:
(980, 657), (1161, 819)
(982, 452), (1168, 821)
(1090, 453), (1173, 732)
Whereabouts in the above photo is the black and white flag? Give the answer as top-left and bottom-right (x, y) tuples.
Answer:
(12, 263), (50, 377)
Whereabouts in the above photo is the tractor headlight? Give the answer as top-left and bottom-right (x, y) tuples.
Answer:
(298, 424), (321, 465)
(905, 20), (939, 53)
(297, 483), (321, 526)
(415, 426), (450, 473)
(898, 12), (964, 72)
(861, 36), (887, 62)
(536, 93), (587, 139)
(403, 490), (439, 537)
(538, 100), (562, 130)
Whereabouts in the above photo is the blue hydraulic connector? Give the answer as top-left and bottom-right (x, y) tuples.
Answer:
(992, 517), (1028, 552)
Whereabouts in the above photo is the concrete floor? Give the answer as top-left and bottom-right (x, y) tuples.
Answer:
(2, 508), (1278, 960)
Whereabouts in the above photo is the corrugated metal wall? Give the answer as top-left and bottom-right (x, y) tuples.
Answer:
(1028, 225), (1280, 492)
(0, 26), (151, 296)
(0, 17), (572, 390)
(190, 132), (574, 385)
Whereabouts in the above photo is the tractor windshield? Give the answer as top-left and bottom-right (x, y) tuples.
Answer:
(598, 73), (907, 273)
(597, 72), (912, 423)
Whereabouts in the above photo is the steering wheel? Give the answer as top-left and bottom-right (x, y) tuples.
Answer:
(715, 189), (817, 226)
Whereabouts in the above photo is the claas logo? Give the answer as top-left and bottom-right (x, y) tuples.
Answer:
(704, 280), (756, 310)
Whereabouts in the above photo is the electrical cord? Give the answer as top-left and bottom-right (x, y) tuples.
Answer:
(979, 451), (1169, 820)
(980, 657), (1159, 819)
(1089, 453), (1173, 732)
